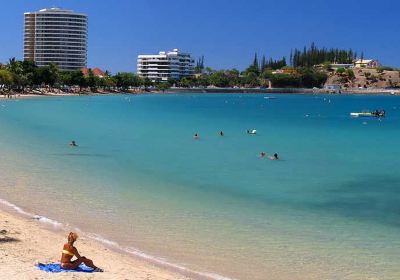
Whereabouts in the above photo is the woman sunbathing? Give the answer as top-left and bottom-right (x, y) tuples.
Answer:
(61, 232), (103, 272)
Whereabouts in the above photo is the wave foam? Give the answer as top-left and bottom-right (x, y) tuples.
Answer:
(85, 233), (233, 280)
(33, 215), (63, 228)
(0, 197), (233, 280)
(0, 198), (63, 228)
(86, 233), (119, 247)
(124, 246), (232, 280)
(0, 198), (33, 217)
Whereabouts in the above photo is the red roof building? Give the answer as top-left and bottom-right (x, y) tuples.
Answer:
(81, 67), (106, 78)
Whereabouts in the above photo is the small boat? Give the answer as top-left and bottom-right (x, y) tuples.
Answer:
(350, 109), (385, 118)
(350, 112), (374, 117)
(247, 129), (257, 135)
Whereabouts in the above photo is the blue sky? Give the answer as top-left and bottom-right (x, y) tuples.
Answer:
(0, 0), (399, 73)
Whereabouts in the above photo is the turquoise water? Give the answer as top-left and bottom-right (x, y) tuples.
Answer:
(0, 94), (400, 279)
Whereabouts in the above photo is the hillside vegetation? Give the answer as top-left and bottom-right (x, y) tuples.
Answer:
(326, 68), (400, 89)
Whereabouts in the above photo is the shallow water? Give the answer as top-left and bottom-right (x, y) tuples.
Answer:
(0, 94), (399, 279)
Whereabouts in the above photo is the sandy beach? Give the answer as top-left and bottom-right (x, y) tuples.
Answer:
(0, 208), (192, 280)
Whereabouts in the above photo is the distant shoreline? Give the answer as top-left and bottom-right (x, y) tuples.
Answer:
(164, 87), (400, 95)
(1, 87), (399, 98)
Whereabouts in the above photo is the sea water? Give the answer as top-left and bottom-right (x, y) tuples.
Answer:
(0, 93), (399, 280)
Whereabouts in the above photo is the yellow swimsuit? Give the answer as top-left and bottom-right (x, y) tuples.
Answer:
(62, 249), (74, 256)
(61, 249), (75, 267)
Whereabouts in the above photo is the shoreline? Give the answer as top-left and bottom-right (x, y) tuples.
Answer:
(0, 197), (220, 280)
(164, 87), (400, 95)
(1, 87), (400, 98)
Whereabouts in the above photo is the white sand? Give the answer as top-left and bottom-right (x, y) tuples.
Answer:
(0, 209), (192, 280)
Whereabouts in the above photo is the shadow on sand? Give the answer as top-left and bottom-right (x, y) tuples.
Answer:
(0, 236), (20, 243)
(0, 230), (20, 243)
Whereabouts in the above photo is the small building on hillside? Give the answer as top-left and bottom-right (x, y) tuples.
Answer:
(81, 67), (106, 78)
(354, 59), (381, 68)
(329, 63), (354, 69)
(272, 68), (297, 75)
(324, 84), (341, 93)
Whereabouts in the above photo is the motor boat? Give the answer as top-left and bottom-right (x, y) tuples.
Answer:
(350, 109), (385, 118)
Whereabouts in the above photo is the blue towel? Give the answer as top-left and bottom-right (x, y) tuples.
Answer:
(36, 263), (94, 273)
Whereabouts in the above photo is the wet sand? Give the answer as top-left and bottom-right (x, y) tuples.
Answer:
(0, 208), (192, 280)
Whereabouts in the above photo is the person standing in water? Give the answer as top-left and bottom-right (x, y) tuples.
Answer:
(220, 131), (224, 136)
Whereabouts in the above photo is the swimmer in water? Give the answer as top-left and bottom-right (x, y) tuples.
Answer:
(193, 133), (200, 140)
(260, 152), (266, 158)
(70, 140), (78, 147)
(220, 131), (224, 136)
(270, 153), (279, 160)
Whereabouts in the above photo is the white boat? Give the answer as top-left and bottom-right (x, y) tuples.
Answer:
(350, 110), (385, 118)
(350, 112), (374, 117)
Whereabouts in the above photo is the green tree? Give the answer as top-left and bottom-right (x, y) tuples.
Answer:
(86, 69), (97, 89)
(156, 82), (170, 92)
(298, 68), (327, 88)
(270, 74), (300, 88)
(7, 58), (23, 75)
(346, 69), (355, 80)
(194, 75), (209, 87)
(225, 69), (240, 87)
(195, 55), (205, 74)
(0, 69), (13, 91)
(20, 60), (37, 86)
(102, 76), (116, 89)
(260, 69), (273, 79)
(292, 44), (357, 67)
(204, 67), (214, 75)
(336, 68), (346, 74)
(208, 71), (230, 87)
(241, 72), (260, 87)
(33, 63), (59, 86)
(114, 72), (142, 89)
(178, 77), (193, 88)
(71, 71), (87, 88)
(252, 53), (259, 73)
(143, 77), (152, 87)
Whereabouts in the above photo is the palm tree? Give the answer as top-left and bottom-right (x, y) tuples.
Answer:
(7, 58), (23, 75)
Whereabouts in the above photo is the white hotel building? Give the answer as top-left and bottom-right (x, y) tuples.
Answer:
(137, 49), (194, 81)
(24, 8), (88, 70)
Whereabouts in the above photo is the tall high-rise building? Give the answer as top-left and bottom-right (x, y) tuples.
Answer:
(24, 8), (88, 70)
(137, 49), (194, 81)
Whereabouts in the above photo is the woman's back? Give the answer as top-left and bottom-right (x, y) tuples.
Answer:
(61, 243), (75, 263)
